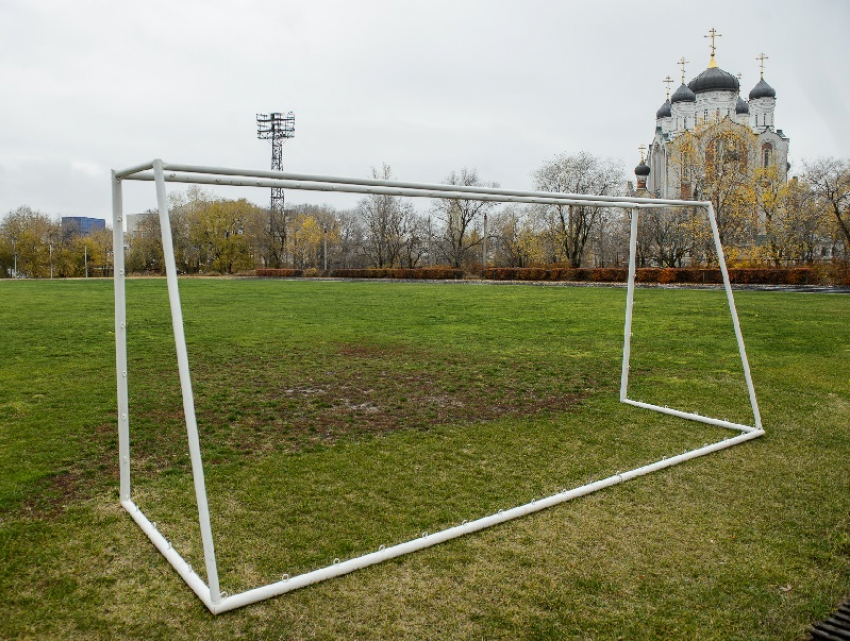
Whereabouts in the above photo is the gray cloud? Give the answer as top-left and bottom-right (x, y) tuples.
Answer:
(1, 0), (847, 219)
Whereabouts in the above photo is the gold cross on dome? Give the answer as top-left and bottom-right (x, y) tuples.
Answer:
(705, 28), (722, 57)
(756, 52), (769, 79)
(663, 75), (674, 98)
(639, 144), (647, 162)
(678, 57), (689, 84)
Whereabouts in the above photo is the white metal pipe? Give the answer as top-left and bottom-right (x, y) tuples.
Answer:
(620, 208), (640, 402)
(153, 160), (222, 605)
(210, 429), (763, 614)
(114, 160), (155, 178)
(122, 500), (214, 609)
(154, 162), (705, 209)
(706, 203), (763, 430)
(125, 171), (669, 210)
(621, 399), (758, 433)
(112, 172), (131, 502)
(616, 429), (764, 479)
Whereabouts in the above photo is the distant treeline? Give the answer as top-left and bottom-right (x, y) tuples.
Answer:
(2, 154), (849, 278)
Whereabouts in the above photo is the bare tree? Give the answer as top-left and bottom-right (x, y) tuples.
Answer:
(356, 164), (413, 268)
(432, 168), (497, 268)
(802, 157), (850, 260)
(638, 207), (698, 267)
(591, 208), (631, 267)
(334, 209), (366, 269)
(534, 152), (623, 267)
(398, 211), (429, 268)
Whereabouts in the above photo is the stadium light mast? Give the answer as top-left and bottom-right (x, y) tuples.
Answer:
(256, 111), (295, 211)
(256, 112), (295, 267)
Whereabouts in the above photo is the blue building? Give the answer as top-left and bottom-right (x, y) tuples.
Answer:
(61, 216), (106, 237)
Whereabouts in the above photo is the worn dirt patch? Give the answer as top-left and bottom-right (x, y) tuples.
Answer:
(20, 423), (119, 519)
(149, 342), (597, 464)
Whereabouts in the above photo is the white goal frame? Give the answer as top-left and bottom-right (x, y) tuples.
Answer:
(111, 159), (764, 614)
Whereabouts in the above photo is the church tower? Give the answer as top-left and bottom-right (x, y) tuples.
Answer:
(644, 30), (790, 199)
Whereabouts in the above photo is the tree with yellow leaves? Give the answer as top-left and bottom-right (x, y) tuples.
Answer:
(749, 166), (826, 265)
(0, 206), (56, 277)
(668, 117), (761, 264)
(187, 198), (261, 274)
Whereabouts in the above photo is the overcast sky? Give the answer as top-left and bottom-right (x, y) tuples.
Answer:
(1, 0), (848, 220)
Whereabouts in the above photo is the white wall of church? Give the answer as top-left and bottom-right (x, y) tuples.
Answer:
(750, 98), (776, 129)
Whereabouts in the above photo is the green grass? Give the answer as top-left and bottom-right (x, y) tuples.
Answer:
(1, 278), (848, 640)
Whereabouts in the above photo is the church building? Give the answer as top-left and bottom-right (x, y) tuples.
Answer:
(639, 30), (789, 199)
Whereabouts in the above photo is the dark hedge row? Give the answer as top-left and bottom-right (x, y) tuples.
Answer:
(483, 267), (828, 285)
(257, 267), (850, 285)
(257, 267), (465, 280)
(256, 269), (304, 277)
(328, 268), (466, 280)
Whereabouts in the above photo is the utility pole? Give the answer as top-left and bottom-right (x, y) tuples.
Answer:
(84, 244), (89, 279)
(323, 224), (328, 272)
(427, 216), (433, 266)
(482, 211), (488, 271)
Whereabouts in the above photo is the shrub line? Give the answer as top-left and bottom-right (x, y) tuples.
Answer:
(256, 266), (850, 286)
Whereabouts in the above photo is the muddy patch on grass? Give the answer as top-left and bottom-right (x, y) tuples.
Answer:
(153, 342), (600, 461)
(23, 471), (81, 518)
(121, 340), (602, 470)
(19, 422), (119, 520)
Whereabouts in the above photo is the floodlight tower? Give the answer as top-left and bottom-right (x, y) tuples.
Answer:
(257, 112), (295, 266)
(257, 112), (295, 212)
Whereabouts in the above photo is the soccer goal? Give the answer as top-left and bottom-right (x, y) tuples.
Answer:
(111, 159), (764, 613)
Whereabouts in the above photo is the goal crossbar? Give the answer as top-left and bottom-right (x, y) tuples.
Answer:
(112, 159), (764, 614)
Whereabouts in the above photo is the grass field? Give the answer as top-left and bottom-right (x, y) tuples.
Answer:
(1, 278), (848, 640)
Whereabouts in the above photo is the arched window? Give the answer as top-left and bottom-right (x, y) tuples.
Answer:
(762, 143), (773, 168)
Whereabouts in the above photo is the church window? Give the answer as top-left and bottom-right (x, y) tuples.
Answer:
(762, 143), (773, 167)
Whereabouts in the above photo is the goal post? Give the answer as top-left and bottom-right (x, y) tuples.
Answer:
(111, 159), (764, 614)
